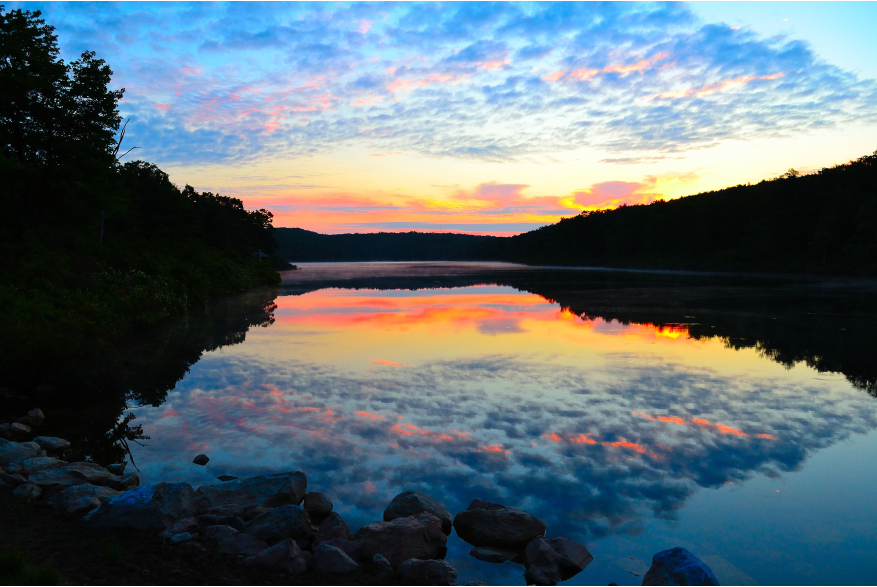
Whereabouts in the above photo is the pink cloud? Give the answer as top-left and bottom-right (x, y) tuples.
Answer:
(571, 178), (660, 209)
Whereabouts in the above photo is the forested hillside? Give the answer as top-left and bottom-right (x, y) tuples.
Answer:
(0, 8), (281, 378)
(476, 153), (877, 274)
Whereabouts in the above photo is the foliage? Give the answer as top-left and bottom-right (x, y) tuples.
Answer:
(0, 6), (280, 377)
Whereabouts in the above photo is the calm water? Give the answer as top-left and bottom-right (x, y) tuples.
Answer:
(110, 263), (877, 584)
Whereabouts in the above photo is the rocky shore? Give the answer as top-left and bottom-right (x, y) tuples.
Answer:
(1, 410), (719, 586)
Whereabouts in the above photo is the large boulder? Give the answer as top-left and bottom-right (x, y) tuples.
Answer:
(642, 547), (719, 586)
(0, 441), (40, 467)
(453, 499), (546, 548)
(85, 482), (196, 531)
(397, 559), (459, 586)
(320, 538), (362, 562)
(242, 538), (308, 574)
(19, 457), (67, 474)
(313, 543), (359, 574)
(303, 492), (333, 523)
(160, 517), (200, 539)
(193, 472), (306, 511)
(28, 462), (118, 489)
(354, 512), (447, 568)
(313, 512), (353, 544)
(244, 504), (312, 544)
(32, 437), (71, 452)
(47, 484), (120, 517)
(523, 537), (593, 585)
(384, 490), (452, 535)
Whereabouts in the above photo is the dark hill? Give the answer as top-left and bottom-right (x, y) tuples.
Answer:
(275, 228), (497, 261)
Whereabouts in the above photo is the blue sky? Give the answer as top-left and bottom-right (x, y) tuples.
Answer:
(14, 1), (877, 233)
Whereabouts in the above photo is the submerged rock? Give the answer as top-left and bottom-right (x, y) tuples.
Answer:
(397, 559), (459, 586)
(384, 490), (453, 535)
(244, 504), (312, 544)
(193, 472), (307, 511)
(85, 482), (197, 530)
(47, 484), (120, 517)
(313, 543), (359, 574)
(313, 512), (353, 544)
(355, 512), (447, 568)
(453, 500), (546, 548)
(242, 538), (308, 574)
(642, 547), (719, 586)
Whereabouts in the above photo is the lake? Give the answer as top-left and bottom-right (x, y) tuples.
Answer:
(42, 262), (877, 585)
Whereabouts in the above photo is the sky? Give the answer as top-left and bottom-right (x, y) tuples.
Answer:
(17, 1), (877, 235)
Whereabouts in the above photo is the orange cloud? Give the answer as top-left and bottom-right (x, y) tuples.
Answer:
(546, 52), (671, 82)
(644, 72), (784, 100)
(372, 359), (405, 367)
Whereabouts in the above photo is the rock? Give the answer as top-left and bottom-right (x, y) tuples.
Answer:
(469, 546), (520, 564)
(9, 422), (31, 436)
(642, 547), (719, 586)
(193, 454), (209, 466)
(28, 462), (118, 489)
(0, 472), (27, 487)
(112, 473), (141, 490)
(355, 512), (447, 568)
(193, 472), (307, 512)
(304, 492), (333, 522)
(12, 483), (42, 502)
(217, 475), (238, 482)
(27, 409), (45, 425)
(19, 457), (67, 474)
(543, 537), (593, 580)
(160, 516), (201, 539)
(32, 437), (71, 452)
(0, 478), (9, 490)
(373, 553), (392, 572)
(523, 537), (564, 586)
(245, 504), (312, 544)
(468, 498), (507, 511)
(37, 450), (47, 457)
(218, 515), (246, 531)
(397, 559), (459, 586)
(218, 533), (269, 556)
(205, 524), (240, 543)
(0, 424), (10, 439)
(47, 484), (120, 517)
(313, 543), (359, 574)
(242, 538), (308, 574)
(170, 532), (193, 544)
(465, 582), (489, 586)
(204, 504), (246, 517)
(85, 482), (197, 530)
(0, 441), (40, 467)
(322, 537), (362, 561)
(106, 464), (126, 475)
(302, 550), (314, 571)
(243, 505), (273, 521)
(314, 512), (353, 544)
(453, 500), (546, 548)
(384, 490), (453, 535)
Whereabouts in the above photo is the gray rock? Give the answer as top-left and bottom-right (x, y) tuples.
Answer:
(218, 515), (246, 531)
(204, 503), (246, 517)
(385, 490), (453, 535)
(33, 437), (71, 452)
(112, 472), (140, 490)
(0, 441), (40, 467)
(217, 533), (269, 556)
(243, 505), (273, 521)
(244, 504), (312, 544)
(397, 559), (459, 586)
(170, 532), (193, 544)
(9, 422), (31, 436)
(321, 537), (362, 561)
(85, 482), (197, 530)
(303, 492), (333, 521)
(373, 553), (392, 572)
(193, 472), (307, 512)
(19, 457), (67, 474)
(242, 538), (308, 574)
(453, 500), (545, 548)
(355, 512), (447, 568)
(543, 537), (593, 580)
(523, 537), (564, 586)
(28, 462), (118, 488)
(205, 524), (240, 543)
(469, 546), (520, 564)
(12, 483), (42, 502)
(47, 484), (120, 517)
(217, 475), (238, 482)
(314, 512), (353, 544)
(160, 516), (200, 539)
(27, 409), (45, 425)
(642, 547), (719, 586)
(313, 543), (359, 574)
(36, 450), (47, 457)
(106, 463), (125, 475)
(193, 454), (209, 466)
(0, 472), (27, 487)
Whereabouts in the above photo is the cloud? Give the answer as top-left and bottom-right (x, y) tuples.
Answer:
(18, 1), (876, 167)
